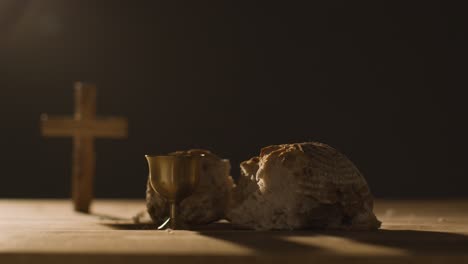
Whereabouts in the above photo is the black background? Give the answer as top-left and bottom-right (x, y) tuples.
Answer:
(1, 0), (467, 198)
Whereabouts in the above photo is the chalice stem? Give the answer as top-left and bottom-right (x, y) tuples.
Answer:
(170, 202), (177, 229)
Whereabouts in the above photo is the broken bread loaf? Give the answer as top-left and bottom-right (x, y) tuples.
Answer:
(227, 142), (381, 230)
(146, 149), (234, 225)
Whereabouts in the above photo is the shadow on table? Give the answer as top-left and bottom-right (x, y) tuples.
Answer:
(319, 229), (468, 254)
(87, 209), (155, 228)
(101, 220), (468, 255)
(101, 220), (238, 231)
(200, 223), (468, 255)
(102, 221), (324, 252)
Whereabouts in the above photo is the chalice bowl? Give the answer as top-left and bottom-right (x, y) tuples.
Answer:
(145, 155), (202, 229)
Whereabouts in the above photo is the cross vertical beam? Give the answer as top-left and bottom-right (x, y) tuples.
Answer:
(72, 83), (96, 213)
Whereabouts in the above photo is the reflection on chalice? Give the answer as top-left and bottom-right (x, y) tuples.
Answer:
(145, 154), (203, 230)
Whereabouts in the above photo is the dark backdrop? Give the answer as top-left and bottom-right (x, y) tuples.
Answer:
(1, 0), (466, 198)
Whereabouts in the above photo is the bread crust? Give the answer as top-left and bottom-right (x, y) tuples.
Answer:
(227, 142), (381, 230)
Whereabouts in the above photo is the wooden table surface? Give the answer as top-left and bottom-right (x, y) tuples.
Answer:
(1, 199), (467, 263)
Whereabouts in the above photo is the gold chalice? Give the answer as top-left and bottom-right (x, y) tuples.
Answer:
(145, 155), (202, 229)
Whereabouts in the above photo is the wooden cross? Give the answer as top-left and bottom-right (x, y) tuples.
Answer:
(41, 82), (128, 213)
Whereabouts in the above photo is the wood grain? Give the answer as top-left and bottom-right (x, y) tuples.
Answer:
(0, 199), (467, 264)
